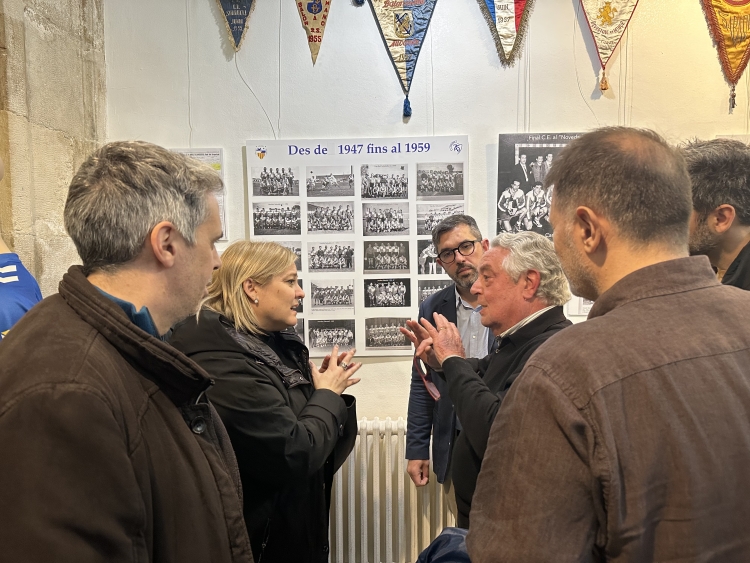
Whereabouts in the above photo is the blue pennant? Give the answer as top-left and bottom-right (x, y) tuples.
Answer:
(217, 0), (254, 52)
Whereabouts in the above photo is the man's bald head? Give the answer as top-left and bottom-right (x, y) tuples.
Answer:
(546, 127), (692, 248)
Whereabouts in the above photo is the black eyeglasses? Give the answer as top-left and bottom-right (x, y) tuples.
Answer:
(437, 240), (480, 264)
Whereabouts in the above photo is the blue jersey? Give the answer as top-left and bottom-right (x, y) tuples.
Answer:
(1, 253), (43, 339)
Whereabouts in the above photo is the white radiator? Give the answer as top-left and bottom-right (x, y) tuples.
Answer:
(330, 417), (455, 563)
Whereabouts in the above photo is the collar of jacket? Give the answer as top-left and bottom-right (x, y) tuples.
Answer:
(499, 306), (568, 349)
(722, 238), (750, 290)
(58, 266), (214, 406)
(588, 256), (719, 320)
(218, 316), (310, 385)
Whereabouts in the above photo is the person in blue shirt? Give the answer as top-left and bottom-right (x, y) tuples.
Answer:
(0, 155), (42, 339)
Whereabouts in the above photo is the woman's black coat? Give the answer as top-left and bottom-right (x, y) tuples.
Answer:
(170, 310), (357, 563)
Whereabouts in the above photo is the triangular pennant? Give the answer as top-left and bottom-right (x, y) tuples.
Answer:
(368, 0), (439, 117)
(476, 0), (536, 66)
(297, 0), (332, 64)
(580, 0), (640, 90)
(216, 0), (255, 52)
(701, 0), (750, 110)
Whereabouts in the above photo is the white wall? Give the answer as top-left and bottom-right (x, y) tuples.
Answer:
(104, 0), (750, 419)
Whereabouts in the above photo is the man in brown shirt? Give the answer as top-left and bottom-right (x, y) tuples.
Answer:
(468, 127), (750, 562)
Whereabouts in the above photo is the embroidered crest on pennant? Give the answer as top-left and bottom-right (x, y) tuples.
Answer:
(297, 0), (332, 64)
(580, 0), (640, 91)
(476, 0), (536, 66)
(702, 0), (750, 109)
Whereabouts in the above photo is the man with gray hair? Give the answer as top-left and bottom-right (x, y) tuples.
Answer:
(0, 141), (253, 562)
(404, 231), (572, 528)
(682, 138), (750, 289)
(406, 214), (494, 513)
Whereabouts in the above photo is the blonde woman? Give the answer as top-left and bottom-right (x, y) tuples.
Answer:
(170, 240), (361, 563)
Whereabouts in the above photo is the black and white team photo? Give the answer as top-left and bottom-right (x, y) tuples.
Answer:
(251, 166), (300, 197)
(365, 318), (410, 350)
(252, 203), (301, 235)
(418, 280), (452, 305)
(310, 280), (354, 311)
(497, 180), (552, 235)
(307, 242), (355, 272)
(416, 163), (463, 200)
(416, 203), (464, 236)
(279, 241), (302, 270)
(417, 240), (445, 275)
(308, 320), (355, 352)
(306, 202), (354, 234)
(363, 240), (410, 274)
(496, 133), (581, 236)
(306, 165), (354, 197)
(362, 202), (410, 236)
(360, 164), (408, 199)
(364, 278), (411, 308)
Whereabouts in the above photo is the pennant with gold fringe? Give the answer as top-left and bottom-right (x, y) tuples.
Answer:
(297, 0), (331, 64)
(702, 0), (750, 110)
(580, 0), (640, 92)
(366, 0), (439, 118)
(216, 0), (255, 52)
(476, 0), (536, 66)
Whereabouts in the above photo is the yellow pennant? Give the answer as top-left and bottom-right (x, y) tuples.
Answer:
(702, 0), (750, 108)
(297, 0), (331, 64)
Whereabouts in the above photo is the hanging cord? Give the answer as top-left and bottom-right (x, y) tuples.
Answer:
(430, 25), (435, 135)
(278, 0), (282, 135)
(572, 1), (600, 127)
(185, 0), (194, 147)
(235, 53), (277, 139)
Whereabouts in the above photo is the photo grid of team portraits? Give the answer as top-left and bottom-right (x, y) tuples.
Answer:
(495, 133), (582, 237)
(246, 136), (468, 356)
(365, 318), (411, 350)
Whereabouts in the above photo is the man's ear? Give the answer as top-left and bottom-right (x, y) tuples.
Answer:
(480, 238), (490, 252)
(521, 269), (541, 299)
(149, 221), (179, 268)
(712, 204), (737, 234)
(574, 206), (607, 255)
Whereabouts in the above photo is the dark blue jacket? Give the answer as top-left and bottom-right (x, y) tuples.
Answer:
(405, 284), (494, 483)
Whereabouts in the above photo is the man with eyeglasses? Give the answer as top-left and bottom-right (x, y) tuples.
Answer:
(404, 231), (571, 529)
(406, 215), (494, 518)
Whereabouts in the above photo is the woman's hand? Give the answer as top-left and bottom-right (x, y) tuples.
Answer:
(309, 346), (362, 395)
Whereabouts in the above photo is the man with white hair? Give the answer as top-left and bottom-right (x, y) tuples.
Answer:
(404, 231), (572, 528)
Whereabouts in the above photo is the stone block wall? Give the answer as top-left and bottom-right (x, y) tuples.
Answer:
(0, 0), (105, 295)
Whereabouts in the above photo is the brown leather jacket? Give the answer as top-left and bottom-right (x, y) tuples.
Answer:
(0, 266), (253, 563)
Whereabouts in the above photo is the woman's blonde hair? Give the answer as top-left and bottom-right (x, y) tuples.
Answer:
(202, 240), (296, 334)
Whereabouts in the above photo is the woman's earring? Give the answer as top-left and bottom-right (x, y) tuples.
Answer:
(254, 299), (259, 304)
